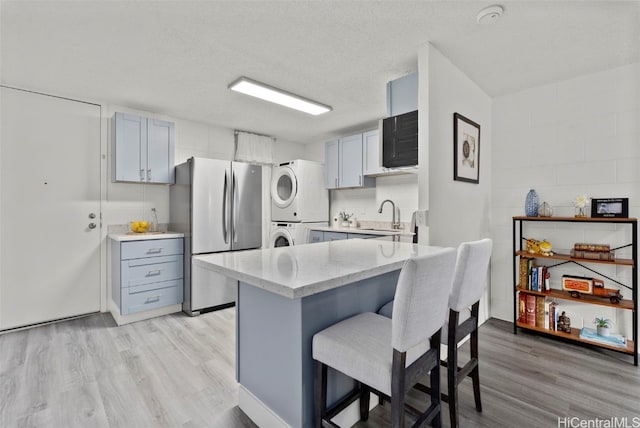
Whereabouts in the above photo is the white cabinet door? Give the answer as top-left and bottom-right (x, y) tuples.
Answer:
(1, 87), (101, 330)
(324, 139), (339, 189)
(339, 133), (363, 187)
(113, 113), (175, 184)
(114, 112), (146, 182)
(147, 118), (175, 184)
(362, 129), (384, 175)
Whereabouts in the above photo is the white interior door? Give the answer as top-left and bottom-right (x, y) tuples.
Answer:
(0, 87), (101, 330)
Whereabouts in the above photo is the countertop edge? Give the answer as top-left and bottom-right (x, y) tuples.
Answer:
(193, 251), (410, 299)
(308, 226), (414, 237)
(108, 232), (185, 241)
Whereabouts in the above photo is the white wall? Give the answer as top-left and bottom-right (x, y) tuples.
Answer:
(491, 63), (640, 339)
(330, 174), (418, 225)
(103, 105), (307, 230)
(418, 43), (493, 324)
(305, 135), (419, 226)
(421, 43), (493, 247)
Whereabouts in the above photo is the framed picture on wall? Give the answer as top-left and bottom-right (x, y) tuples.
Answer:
(453, 112), (481, 184)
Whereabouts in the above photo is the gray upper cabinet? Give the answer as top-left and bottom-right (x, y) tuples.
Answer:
(339, 133), (364, 188)
(324, 139), (339, 189)
(362, 129), (384, 176)
(324, 133), (375, 189)
(113, 112), (175, 184)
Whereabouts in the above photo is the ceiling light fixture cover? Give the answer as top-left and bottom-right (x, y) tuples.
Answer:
(228, 77), (332, 115)
(476, 5), (503, 24)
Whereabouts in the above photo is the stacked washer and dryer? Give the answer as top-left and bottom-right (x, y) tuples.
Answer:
(270, 160), (328, 247)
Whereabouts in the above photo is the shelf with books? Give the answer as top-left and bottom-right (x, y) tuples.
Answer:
(515, 286), (634, 310)
(514, 321), (635, 355)
(514, 250), (634, 267)
(513, 216), (637, 366)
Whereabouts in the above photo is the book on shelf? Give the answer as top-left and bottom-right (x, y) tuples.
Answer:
(525, 294), (536, 326)
(543, 299), (550, 329)
(570, 249), (615, 261)
(548, 301), (558, 331)
(535, 296), (545, 328)
(574, 243), (610, 252)
(519, 257), (530, 289)
(518, 292), (527, 323)
(579, 327), (627, 348)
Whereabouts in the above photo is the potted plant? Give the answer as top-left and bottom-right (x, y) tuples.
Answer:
(339, 211), (353, 228)
(594, 317), (613, 336)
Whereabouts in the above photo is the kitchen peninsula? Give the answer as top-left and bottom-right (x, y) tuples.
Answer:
(194, 238), (450, 428)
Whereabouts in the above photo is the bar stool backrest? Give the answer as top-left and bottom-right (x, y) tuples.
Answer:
(391, 248), (457, 353)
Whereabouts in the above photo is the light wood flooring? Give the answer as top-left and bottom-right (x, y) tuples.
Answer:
(1, 309), (638, 428)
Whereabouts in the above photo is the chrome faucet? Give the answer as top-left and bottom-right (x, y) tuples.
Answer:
(378, 199), (400, 229)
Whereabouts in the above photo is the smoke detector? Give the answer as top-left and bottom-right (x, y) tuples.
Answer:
(476, 5), (503, 24)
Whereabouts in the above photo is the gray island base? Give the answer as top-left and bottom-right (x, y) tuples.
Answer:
(194, 238), (450, 427)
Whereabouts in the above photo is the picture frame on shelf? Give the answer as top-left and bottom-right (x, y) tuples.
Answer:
(591, 198), (628, 218)
(453, 112), (481, 184)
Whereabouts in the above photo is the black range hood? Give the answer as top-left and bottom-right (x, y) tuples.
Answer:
(382, 109), (418, 168)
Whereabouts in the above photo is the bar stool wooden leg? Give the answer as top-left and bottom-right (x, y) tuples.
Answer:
(448, 310), (460, 428)
(390, 350), (406, 428)
(470, 303), (482, 412)
(315, 360), (327, 427)
(430, 354), (443, 428)
(359, 384), (370, 421)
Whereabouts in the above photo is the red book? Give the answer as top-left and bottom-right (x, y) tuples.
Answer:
(525, 295), (536, 326)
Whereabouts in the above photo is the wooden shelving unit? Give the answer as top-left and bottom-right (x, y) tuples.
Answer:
(513, 216), (638, 365)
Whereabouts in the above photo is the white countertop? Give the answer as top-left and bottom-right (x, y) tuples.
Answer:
(108, 232), (184, 241)
(309, 226), (414, 237)
(193, 239), (449, 299)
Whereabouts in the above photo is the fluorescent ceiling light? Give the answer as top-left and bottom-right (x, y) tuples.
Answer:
(228, 77), (332, 116)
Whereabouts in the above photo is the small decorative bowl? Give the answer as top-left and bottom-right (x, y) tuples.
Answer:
(130, 221), (150, 233)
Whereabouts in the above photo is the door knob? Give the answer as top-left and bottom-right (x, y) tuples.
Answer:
(88, 223), (97, 229)
(89, 213), (96, 219)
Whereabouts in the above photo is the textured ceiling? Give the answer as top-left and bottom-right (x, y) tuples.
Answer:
(1, 1), (638, 144)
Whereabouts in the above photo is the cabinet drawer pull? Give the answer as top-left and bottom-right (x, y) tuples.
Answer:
(335, 178), (337, 187)
(145, 295), (161, 304)
(140, 169), (145, 181)
(147, 270), (162, 277)
(146, 248), (163, 254)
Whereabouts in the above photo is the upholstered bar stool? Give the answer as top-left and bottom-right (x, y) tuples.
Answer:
(378, 238), (493, 428)
(312, 248), (457, 428)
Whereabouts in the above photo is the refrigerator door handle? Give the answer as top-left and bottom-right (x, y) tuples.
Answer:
(233, 171), (238, 243)
(223, 169), (229, 244)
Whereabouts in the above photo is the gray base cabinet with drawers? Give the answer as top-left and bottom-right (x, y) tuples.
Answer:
(112, 238), (184, 316)
(308, 230), (381, 243)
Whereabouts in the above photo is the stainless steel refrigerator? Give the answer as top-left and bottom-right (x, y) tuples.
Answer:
(170, 157), (262, 315)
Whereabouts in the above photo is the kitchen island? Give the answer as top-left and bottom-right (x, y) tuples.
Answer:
(194, 238), (449, 428)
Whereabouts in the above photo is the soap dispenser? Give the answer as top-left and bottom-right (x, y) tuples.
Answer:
(150, 208), (159, 232)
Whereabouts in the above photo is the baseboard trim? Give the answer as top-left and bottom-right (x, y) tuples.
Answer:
(109, 301), (182, 325)
(237, 384), (377, 428)
(238, 384), (291, 428)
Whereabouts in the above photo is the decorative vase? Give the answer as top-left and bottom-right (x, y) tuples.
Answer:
(539, 202), (553, 217)
(575, 206), (587, 218)
(525, 189), (539, 217)
(596, 326), (610, 337)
